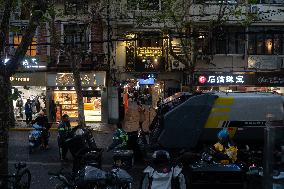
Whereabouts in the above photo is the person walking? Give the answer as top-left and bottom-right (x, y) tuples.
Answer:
(25, 99), (33, 126)
(138, 101), (146, 129)
(57, 114), (71, 161)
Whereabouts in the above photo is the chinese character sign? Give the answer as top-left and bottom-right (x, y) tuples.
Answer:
(196, 74), (247, 85)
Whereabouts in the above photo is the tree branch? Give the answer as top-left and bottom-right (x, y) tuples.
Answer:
(0, 0), (13, 58)
(6, 0), (48, 76)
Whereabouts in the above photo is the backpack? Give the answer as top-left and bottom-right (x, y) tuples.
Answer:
(140, 166), (183, 189)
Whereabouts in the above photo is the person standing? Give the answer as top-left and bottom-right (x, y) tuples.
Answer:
(57, 114), (71, 161)
(16, 97), (24, 119)
(49, 100), (56, 122)
(35, 96), (41, 113)
(138, 101), (146, 129)
(25, 99), (33, 126)
(157, 97), (162, 108)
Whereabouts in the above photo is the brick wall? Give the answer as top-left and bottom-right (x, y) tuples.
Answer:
(37, 23), (48, 64)
(91, 17), (104, 66)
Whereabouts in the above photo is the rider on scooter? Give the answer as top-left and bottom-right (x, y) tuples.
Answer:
(212, 128), (238, 164)
(32, 110), (50, 149)
(140, 150), (186, 189)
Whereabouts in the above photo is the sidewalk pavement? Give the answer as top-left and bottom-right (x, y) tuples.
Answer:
(11, 101), (156, 133)
(11, 121), (116, 133)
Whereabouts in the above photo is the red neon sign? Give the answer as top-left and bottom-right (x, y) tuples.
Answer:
(198, 76), (207, 84)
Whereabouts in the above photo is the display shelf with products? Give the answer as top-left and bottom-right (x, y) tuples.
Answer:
(54, 91), (102, 122)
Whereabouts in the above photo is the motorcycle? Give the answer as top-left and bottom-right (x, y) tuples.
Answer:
(28, 123), (49, 154)
(49, 166), (133, 189)
(64, 126), (103, 173)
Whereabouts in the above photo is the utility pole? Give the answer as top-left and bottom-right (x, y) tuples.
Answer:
(263, 114), (274, 189)
(107, 0), (111, 67)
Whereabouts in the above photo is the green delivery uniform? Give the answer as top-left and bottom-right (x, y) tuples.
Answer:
(58, 121), (71, 160)
(108, 128), (128, 151)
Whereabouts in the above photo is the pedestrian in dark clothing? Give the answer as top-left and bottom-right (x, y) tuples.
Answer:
(35, 96), (41, 113)
(25, 99), (33, 126)
(157, 97), (162, 108)
(127, 130), (143, 162)
(33, 110), (50, 149)
(57, 114), (71, 161)
(49, 100), (56, 122)
(134, 91), (139, 102)
(138, 101), (146, 129)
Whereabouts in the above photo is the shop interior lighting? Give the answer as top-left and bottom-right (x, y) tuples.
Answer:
(95, 87), (101, 91)
(88, 87), (92, 90)
(154, 58), (158, 62)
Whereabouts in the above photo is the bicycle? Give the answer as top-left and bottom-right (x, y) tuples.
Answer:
(0, 162), (31, 189)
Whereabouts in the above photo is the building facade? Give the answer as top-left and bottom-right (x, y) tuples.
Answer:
(110, 0), (284, 103)
(7, 0), (110, 123)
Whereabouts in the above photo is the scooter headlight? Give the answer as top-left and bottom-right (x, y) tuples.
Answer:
(29, 135), (35, 140)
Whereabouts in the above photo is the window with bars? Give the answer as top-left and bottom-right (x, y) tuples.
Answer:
(64, 0), (88, 15)
(210, 27), (245, 54)
(64, 24), (88, 50)
(13, 35), (37, 56)
(127, 0), (160, 10)
(248, 27), (284, 55)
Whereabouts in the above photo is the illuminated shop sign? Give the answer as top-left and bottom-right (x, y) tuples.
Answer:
(4, 57), (46, 69)
(195, 73), (255, 86)
(10, 77), (30, 82)
(255, 72), (284, 86)
(195, 72), (284, 87)
(137, 47), (163, 57)
(47, 72), (106, 87)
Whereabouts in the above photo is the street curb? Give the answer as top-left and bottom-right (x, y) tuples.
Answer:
(9, 127), (111, 134)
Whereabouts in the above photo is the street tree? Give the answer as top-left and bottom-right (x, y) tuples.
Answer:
(48, 1), (105, 127)
(0, 0), (48, 177)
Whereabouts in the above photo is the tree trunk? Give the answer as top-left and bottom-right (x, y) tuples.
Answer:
(189, 28), (197, 93)
(0, 75), (13, 177)
(70, 51), (85, 127)
(0, 1), (48, 178)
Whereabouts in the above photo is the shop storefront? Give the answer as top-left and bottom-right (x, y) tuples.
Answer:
(47, 72), (106, 122)
(194, 72), (284, 94)
(11, 72), (47, 121)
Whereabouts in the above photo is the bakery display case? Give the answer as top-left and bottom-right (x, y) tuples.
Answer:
(54, 91), (101, 122)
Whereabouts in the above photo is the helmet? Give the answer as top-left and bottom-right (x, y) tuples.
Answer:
(62, 114), (69, 119)
(152, 150), (170, 164)
(218, 128), (229, 140)
(152, 150), (171, 172)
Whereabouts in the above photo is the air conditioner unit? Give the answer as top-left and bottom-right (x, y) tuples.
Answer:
(171, 59), (185, 70)
(250, 5), (259, 14)
(11, 11), (21, 20)
(279, 58), (284, 69)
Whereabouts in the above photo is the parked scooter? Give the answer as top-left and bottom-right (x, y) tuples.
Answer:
(64, 126), (103, 173)
(28, 123), (49, 154)
(49, 166), (133, 189)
